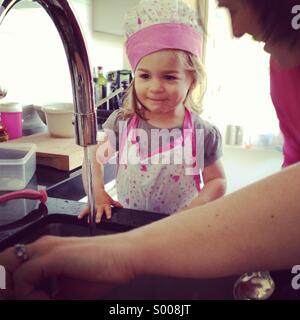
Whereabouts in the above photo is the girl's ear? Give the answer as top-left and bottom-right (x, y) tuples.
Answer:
(189, 71), (197, 89)
(190, 79), (197, 90)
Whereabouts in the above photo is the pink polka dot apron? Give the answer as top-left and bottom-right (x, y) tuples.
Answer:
(116, 108), (202, 214)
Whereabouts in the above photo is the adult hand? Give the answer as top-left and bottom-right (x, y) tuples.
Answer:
(0, 234), (135, 299)
(78, 189), (123, 223)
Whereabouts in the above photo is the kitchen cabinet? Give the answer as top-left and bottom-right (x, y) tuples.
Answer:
(92, 0), (139, 35)
(92, 0), (202, 36)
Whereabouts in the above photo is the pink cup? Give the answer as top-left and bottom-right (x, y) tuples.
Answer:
(0, 103), (23, 140)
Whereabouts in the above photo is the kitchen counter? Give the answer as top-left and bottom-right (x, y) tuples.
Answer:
(0, 164), (299, 299)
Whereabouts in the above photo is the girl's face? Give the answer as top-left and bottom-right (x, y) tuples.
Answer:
(134, 50), (194, 115)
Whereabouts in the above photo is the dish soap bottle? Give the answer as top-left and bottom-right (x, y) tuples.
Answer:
(92, 67), (100, 105)
(97, 66), (108, 106)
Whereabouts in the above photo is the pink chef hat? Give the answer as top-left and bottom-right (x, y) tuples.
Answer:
(124, 0), (203, 71)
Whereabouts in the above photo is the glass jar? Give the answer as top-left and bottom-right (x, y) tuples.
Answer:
(0, 125), (9, 142)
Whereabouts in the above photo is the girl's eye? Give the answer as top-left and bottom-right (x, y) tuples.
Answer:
(139, 73), (150, 79)
(165, 74), (178, 80)
(164, 75), (177, 80)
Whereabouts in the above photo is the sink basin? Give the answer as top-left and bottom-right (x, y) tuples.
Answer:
(46, 162), (117, 201)
(1, 213), (131, 249)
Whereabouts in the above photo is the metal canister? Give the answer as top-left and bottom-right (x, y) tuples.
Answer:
(236, 126), (243, 146)
(226, 125), (237, 145)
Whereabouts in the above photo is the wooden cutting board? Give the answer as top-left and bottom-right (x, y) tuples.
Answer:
(11, 132), (84, 171)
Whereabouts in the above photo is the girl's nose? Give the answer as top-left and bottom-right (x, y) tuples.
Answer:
(149, 79), (164, 92)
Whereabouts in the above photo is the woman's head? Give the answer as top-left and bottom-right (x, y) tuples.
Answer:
(122, 49), (205, 119)
(218, 0), (300, 49)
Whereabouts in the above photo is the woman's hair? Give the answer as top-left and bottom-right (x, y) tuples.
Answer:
(247, 0), (300, 48)
(120, 50), (207, 120)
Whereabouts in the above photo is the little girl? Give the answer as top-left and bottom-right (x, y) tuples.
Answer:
(79, 0), (226, 222)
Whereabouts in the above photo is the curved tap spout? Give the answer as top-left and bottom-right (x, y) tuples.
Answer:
(0, 0), (98, 230)
(0, 0), (97, 147)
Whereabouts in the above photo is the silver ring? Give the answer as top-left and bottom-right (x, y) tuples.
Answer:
(15, 244), (29, 262)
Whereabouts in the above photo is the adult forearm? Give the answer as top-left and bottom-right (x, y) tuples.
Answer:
(125, 163), (300, 279)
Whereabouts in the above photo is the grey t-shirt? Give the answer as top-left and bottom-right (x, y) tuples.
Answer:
(102, 109), (223, 168)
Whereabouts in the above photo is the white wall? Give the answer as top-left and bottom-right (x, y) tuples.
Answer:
(73, 0), (125, 73)
(91, 31), (125, 74)
(223, 145), (283, 194)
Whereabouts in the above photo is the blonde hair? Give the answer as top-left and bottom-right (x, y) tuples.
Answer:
(120, 50), (207, 120)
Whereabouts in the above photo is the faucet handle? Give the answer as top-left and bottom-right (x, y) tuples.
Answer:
(0, 189), (48, 204)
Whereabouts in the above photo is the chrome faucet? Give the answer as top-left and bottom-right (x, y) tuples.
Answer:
(0, 0), (97, 230)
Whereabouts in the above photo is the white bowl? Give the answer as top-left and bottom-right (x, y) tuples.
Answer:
(42, 103), (75, 138)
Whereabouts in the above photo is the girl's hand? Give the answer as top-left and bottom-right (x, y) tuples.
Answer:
(0, 235), (135, 300)
(78, 189), (123, 223)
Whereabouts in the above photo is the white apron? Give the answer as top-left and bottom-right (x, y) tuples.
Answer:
(116, 108), (202, 214)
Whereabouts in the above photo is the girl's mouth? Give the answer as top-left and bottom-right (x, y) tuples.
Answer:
(148, 98), (167, 102)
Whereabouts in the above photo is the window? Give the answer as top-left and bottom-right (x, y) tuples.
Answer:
(202, 1), (281, 148)
(0, 8), (73, 104)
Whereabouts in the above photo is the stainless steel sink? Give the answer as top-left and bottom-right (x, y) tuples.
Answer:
(19, 219), (115, 241)
(2, 213), (130, 248)
(46, 161), (117, 201)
